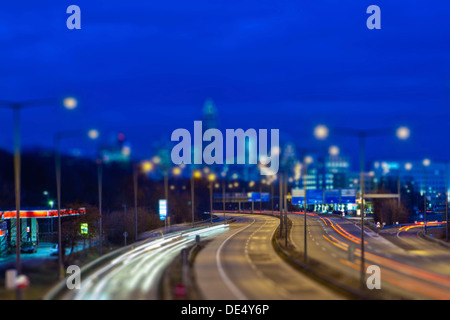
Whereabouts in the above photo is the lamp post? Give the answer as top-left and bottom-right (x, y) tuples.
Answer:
(191, 170), (201, 225)
(208, 173), (216, 224)
(54, 128), (98, 279)
(133, 161), (154, 242)
(303, 155), (313, 262)
(0, 97), (77, 298)
(221, 173), (226, 210)
(97, 158), (103, 256)
(314, 124), (410, 289)
(279, 173), (283, 237)
(446, 163), (449, 243)
(422, 158), (431, 234)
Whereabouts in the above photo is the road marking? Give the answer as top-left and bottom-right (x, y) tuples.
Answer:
(216, 218), (256, 300)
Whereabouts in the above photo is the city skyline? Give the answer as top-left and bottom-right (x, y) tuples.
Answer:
(0, 1), (449, 164)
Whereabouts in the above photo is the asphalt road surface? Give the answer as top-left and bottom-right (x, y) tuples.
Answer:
(194, 213), (343, 300)
(289, 213), (450, 299)
(63, 224), (229, 300)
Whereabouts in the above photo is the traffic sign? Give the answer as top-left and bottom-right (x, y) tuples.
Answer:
(159, 199), (167, 221)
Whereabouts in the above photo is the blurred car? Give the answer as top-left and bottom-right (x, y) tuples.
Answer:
(50, 244), (59, 256)
(20, 241), (37, 254)
(332, 210), (343, 216)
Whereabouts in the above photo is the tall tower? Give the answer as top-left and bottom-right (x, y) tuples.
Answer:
(202, 99), (218, 131)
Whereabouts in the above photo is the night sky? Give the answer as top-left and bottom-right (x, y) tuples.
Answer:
(0, 1), (449, 167)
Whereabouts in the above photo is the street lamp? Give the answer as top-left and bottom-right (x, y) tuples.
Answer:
(133, 160), (155, 242)
(316, 124), (410, 289)
(423, 158), (431, 234)
(396, 126), (410, 140)
(208, 173), (216, 224)
(303, 155), (313, 262)
(328, 145), (340, 157)
(63, 97), (78, 110)
(87, 129), (99, 140)
(405, 162), (413, 171)
(314, 125), (329, 140)
(191, 170), (202, 225)
(172, 167), (182, 176)
(54, 128), (98, 278)
(0, 97), (76, 298)
(219, 171), (227, 217)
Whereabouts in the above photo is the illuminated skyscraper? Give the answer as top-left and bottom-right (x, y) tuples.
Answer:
(202, 99), (218, 131)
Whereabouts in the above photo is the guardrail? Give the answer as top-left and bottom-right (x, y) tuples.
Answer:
(419, 231), (450, 248)
(43, 217), (223, 300)
(272, 224), (374, 300)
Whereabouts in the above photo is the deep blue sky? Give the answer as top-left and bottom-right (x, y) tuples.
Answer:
(0, 1), (449, 167)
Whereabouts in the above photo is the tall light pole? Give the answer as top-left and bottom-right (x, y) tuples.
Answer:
(314, 124), (410, 289)
(422, 158), (431, 234)
(279, 173), (283, 237)
(303, 155), (313, 262)
(97, 158), (103, 256)
(133, 161), (154, 242)
(54, 128), (97, 279)
(0, 97), (77, 298)
(221, 175), (226, 211)
(208, 173), (216, 224)
(444, 162), (449, 243)
(191, 170), (201, 225)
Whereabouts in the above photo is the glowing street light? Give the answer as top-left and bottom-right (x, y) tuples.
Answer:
(87, 129), (99, 140)
(405, 162), (413, 171)
(314, 125), (329, 140)
(328, 145), (340, 156)
(152, 156), (161, 165)
(193, 170), (202, 179)
(142, 161), (154, 174)
(304, 155), (314, 165)
(172, 167), (182, 176)
(63, 97), (78, 110)
(396, 126), (410, 140)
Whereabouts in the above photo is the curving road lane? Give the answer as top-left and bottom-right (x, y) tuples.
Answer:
(194, 213), (343, 300)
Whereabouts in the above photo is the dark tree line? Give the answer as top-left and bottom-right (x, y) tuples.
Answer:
(0, 148), (212, 250)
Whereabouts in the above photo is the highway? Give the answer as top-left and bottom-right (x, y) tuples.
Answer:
(63, 224), (229, 300)
(58, 211), (450, 300)
(194, 213), (344, 300)
(289, 213), (450, 299)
